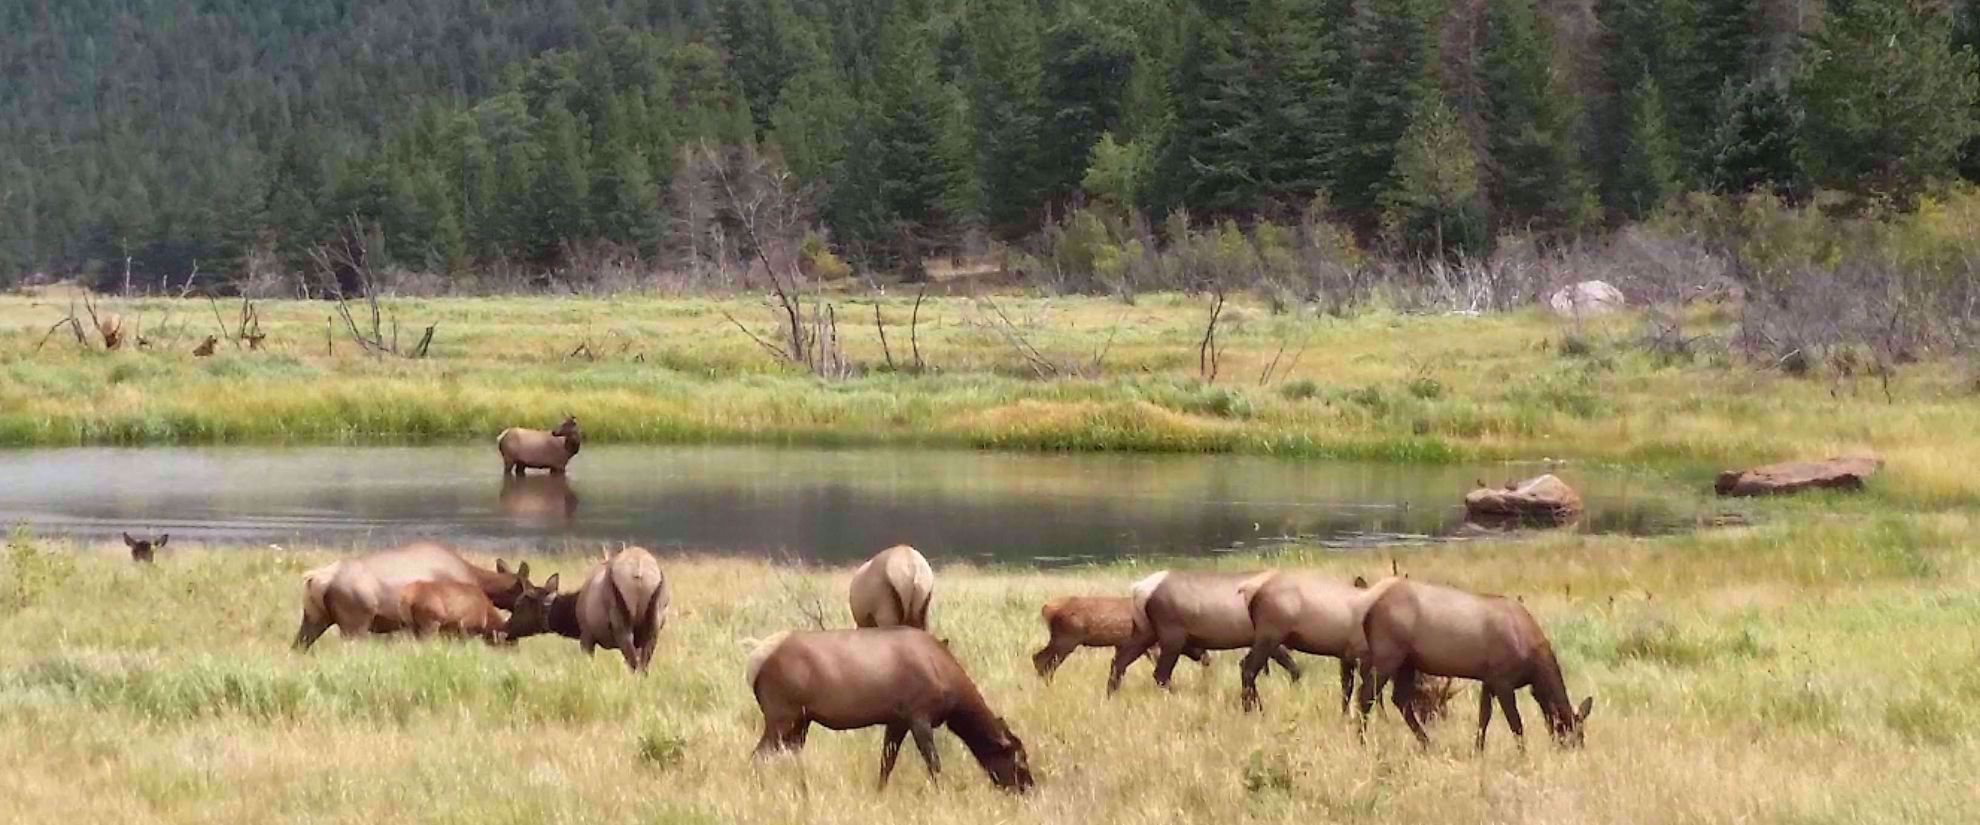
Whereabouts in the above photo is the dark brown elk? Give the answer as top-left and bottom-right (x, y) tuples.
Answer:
(1032, 595), (1209, 681)
(1107, 570), (1303, 695)
(848, 544), (933, 629)
(496, 415), (582, 476)
(292, 542), (533, 650)
(1357, 579), (1593, 750)
(747, 627), (1034, 792)
(192, 335), (218, 357)
(122, 532), (167, 564)
(1238, 572), (1404, 713)
(504, 546), (670, 672)
(402, 580), (509, 643)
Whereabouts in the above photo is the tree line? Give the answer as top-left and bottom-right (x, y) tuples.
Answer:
(0, 0), (1975, 291)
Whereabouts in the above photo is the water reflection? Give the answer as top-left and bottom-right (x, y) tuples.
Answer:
(0, 445), (1699, 563)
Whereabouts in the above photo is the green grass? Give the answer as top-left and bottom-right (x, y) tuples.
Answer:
(0, 517), (1975, 824)
(6, 292), (1980, 506)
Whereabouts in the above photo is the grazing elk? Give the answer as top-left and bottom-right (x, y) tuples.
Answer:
(1237, 572), (1404, 713)
(848, 544), (934, 629)
(748, 627), (1034, 792)
(122, 532), (167, 564)
(504, 546), (670, 673)
(496, 415), (582, 476)
(1032, 595), (1210, 681)
(292, 542), (533, 650)
(1357, 579), (1594, 750)
(402, 580), (509, 643)
(1107, 570), (1303, 695)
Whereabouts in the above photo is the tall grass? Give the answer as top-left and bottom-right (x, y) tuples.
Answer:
(0, 519), (1975, 824)
(5, 294), (1980, 505)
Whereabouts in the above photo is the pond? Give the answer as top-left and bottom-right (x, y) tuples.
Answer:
(0, 445), (1697, 564)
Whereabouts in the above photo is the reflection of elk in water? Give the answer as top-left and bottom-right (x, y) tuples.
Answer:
(499, 474), (580, 526)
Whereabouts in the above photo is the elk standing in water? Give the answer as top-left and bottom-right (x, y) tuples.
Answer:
(292, 543), (534, 650)
(848, 544), (934, 629)
(496, 415), (582, 476)
(122, 532), (167, 564)
(1107, 570), (1303, 695)
(402, 580), (510, 643)
(1357, 579), (1593, 750)
(1238, 572), (1404, 713)
(1033, 595), (1210, 682)
(747, 627), (1034, 792)
(504, 546), (670, 673)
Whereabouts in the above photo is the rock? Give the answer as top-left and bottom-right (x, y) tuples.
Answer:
(1463, 474), (1584, 527)
(1714, 456), (1882, 497)
(1547, 280), (1626, 318)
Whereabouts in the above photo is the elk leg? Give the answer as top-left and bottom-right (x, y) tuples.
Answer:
(1270, 647), (1304, 682)
(292, 612), (332, 651)
(1184, 646), (1212, 667)
(753, 717), (791, 759)
(1032, 639), (1074, 681)
(1355, 662), (1379, 742)
(615, 626), (641, 673)
(1151, 644), (1184, 690)
(1240, 641), (1276, 712)
(1392, 667), (1430, 747)
(877, 723), (908, 790)
(1475, 685), (1496, 752)
(1338, 656), (1356, 715)
(1496, 689), (1526, 751)
(1107, 635), (1154, 695)
(909, 719), (941, 780)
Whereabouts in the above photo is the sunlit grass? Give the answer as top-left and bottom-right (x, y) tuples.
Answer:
(4, 294), (1979, 506)
(0, 519), (1975, 823)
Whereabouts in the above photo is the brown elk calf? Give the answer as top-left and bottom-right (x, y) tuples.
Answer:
(122, 532), (167, 564)
(402, 580), (508, 643)
(1032, 595), (1209, 681)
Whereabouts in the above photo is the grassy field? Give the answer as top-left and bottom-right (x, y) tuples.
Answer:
(0, 516), (1975, 825)
(4, 291), (1978, 506)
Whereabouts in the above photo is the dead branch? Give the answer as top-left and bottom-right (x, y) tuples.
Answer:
(719, 308), (790, 361)
(875, 302), (896, 370)
(909, 286), (927, 370)
(208, 297), (242, 350)
(411, 323), (436, 359)
(35, 308), (86, 352)
(1090, 307), (1130, 375)
(178, 262), (200, 299)
(977, 295), (1059, 379)
(1198, 289), (1226, 382)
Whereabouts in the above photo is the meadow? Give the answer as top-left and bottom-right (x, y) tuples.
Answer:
(4, 290), (1978, 507)
(0, 515), (1975, 825)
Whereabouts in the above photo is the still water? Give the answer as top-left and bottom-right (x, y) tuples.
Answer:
(0, 445), (1692, 564)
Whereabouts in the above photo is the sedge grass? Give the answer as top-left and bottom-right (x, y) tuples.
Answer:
(0, 517), (1975, 824)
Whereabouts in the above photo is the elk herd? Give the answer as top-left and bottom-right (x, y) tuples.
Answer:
(129, 416), (1593, 795)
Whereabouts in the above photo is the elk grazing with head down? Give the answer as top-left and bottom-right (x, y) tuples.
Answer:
(1237, 572), (1404, 713)
(1107, 570), (1304, 695)
(292, 542), (535, 650)
(747, 627), (1034, 793)
(496, 415), (582, 476)
(1032, 595), (1210, 682)
(1357, 579), (1593, 750)
(402, 580), (510, 644)
(122, 532), (167, 564)
(503, 545), (670, 672)
(848, 544), (934, 629)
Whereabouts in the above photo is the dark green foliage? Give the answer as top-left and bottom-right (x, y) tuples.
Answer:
(1614, 79), (1683, 217)
(1382, 94), (1489, 256)
(1479, 0), (1593, 232)
(1706, 75), (1805, 198)
(1337, 0), (1441, 217)
(964, 0), (1050, 236)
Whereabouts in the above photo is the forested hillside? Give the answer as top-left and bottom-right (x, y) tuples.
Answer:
(1, 0), (1975, 290)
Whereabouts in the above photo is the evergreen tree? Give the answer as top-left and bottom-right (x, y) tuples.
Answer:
(868, 1), (968, 271)
(770, 66), (858, 184)
(1040, 10), (1138, 207)
(964, 0), (1049, 236)
(1613, 78), (1681, 217)
(718, 0), (828, 136)
(1955, 0), (1980, 181)
(1383, 92), (1488, 256)
(1148, 1), (1257, 217)
(1796, 0), (1978, 200)
(1338, 0), (1440, 217)
(1683, 0), (1762, 175)
(1480, 0), (1592, 232)
(1593, 0), (1692, 205)
(528, 105), (593, 261)
(1245, 0), (1347, 206)
(1706, 75), (1803, 197)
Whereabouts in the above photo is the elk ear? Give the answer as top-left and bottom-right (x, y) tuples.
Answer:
(1352, 575), (1368, 588)
(122, 532), (136, 547)
(156, 534), (168, 548)
(1577, 696), (1594, 722)
(496, 559), (511, 575)
(542, 573), (559, 592)
(516, 561), (531, 581)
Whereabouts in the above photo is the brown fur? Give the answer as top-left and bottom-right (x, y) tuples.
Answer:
(402, 580), (509, 643)
(496, 415), (582, 476)
(192, 335), (217, 356)
(1106, 571), (1303, 695)
(292, 543), (533, 650)
(122, 531), (167, 564)
(848, 545), (934, 629)
(1238, 573), (1404, 713)
(1357, 579), (1594, 750)
(1032, 596), (1210, 681)
(98, 313), (124, 350)
(498, 474), (579, 525)
(505, 546), (670, 673)
(748, 627), (1034, 793)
